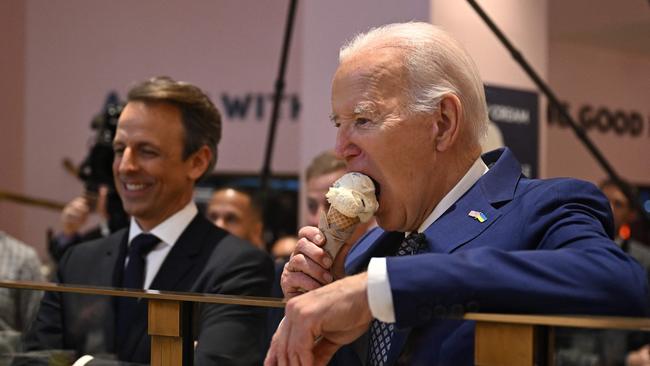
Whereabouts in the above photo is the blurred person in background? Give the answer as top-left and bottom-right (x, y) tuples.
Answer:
(207, 186), (265, 251)
(48, 185), (123, 262)
(599, 180), (650, 366)
(0, 231), (43, 358)
(270, 235), (297, 263)
(599, 179), (650, 271)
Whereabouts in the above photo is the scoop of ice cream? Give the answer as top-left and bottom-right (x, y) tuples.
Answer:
(325, 172), (378, 223)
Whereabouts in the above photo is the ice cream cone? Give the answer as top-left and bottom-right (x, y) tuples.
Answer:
(319, 172), (378, 261)
(319, 208), (359, 260)
(327, 207), (360, 232)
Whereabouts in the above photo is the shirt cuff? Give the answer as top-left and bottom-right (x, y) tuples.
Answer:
(72, 355), (94, 366)
(367, 257), (396, 323)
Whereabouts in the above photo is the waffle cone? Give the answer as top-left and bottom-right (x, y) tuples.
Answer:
(327, 207), (360, 232)
(319, 207), (361, 260)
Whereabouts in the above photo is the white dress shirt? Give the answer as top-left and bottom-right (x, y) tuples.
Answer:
(127, 201), (198, 289)
(367, 157), (489, 323)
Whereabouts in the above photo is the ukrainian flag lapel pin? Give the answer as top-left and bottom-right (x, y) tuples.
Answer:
(468, 210), (487, 223)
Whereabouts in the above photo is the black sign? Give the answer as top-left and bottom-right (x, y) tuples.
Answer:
(485, 84), (539, 178)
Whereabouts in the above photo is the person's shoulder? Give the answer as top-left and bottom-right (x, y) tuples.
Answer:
(512, 177), (613, 232)
(516, 176), (603, 201)
(0, 232), (42, 276)
(214, 231), (270, 259)
(0, 231), (39, 260)
(200, 232), (275, 288)
(62, 227), (127, 259)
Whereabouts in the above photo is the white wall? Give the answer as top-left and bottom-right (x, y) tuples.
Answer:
(547, 41), (650, 184)
(0, 1), (26, 243)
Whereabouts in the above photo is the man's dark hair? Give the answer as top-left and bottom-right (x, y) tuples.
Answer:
(213, 186), (264, 222)
(127, 76), (221, 180)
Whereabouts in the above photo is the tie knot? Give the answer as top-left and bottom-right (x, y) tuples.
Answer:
(397, 232), (427, 256)
(129, 233), (160, 258)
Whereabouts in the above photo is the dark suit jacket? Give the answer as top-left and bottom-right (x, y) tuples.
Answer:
(342, 148), (649, 365)
(24, 214), (274, 365)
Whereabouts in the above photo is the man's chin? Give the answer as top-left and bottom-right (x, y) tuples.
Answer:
(121, 205), (148, 221)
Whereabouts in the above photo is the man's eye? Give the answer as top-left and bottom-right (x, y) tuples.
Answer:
(225, 214), (239, 224)
(141, 149), (158, 157)
(113, 147), (124, 155)
(355, 118), (370, 126)
(307, 200), (318, 215)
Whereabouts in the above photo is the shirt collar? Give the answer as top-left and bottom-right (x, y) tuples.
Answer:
(416, 156), (489, 233)
(128, 201), (198, 246)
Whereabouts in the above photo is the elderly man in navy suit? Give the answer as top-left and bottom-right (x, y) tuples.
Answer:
(265, 22), (648, 366)
(24, 77), (274, 365)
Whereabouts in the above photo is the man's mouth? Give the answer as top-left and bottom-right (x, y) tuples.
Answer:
(369, 176), (381, 199)
(123, 182), (150, 192)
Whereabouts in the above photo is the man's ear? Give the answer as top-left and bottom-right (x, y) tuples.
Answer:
(187, 145), (212, 180)
(253, 221), (264, 247)
(433, 94), (462, 152)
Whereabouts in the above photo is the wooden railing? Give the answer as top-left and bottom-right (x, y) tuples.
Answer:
(467, 312), (650, 365)
(2, 280), (650, 366)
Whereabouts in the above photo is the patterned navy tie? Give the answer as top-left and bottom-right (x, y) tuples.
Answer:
(368, 232), (427, 366)
(116, 233), (160, 346)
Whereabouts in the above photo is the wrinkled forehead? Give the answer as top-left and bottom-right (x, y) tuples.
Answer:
(334, 47), (407, 88)
(331, 48), (409, 115)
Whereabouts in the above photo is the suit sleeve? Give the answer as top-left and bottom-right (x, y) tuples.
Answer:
(193, 238), (274, 366)
(387, 180), (649, 328)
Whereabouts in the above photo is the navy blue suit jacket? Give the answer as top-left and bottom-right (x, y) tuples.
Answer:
(343, 148), (649, 365)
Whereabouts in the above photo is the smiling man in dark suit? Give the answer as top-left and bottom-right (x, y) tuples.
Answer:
(24, 76), (274, 365)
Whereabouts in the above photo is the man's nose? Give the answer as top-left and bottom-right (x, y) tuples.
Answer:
(334, 128), (360, 162)
(214, 217), (226, 229)
(117, 148), (138, 173)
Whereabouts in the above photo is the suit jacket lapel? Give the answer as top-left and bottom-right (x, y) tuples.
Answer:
(423, 186), (501, 253)
(149, 214), (210, 291)
(424, 148), (521, 254)
(111, 230), (129, 287)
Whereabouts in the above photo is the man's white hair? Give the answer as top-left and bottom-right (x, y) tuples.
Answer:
(339, 22), (488, 143)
